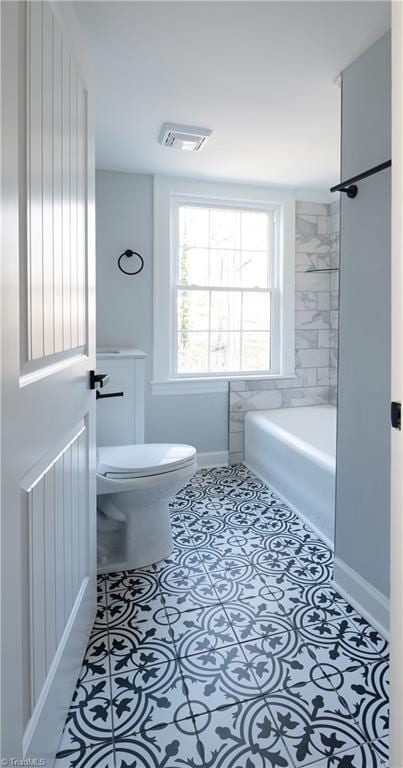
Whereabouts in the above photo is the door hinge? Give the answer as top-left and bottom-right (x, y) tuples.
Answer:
(391, 401), (401, 430)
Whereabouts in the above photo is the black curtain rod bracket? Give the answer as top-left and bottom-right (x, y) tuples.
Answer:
(330, 160), (391, 198)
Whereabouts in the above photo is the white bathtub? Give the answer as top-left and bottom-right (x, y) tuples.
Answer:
(244, 404), (336, 547)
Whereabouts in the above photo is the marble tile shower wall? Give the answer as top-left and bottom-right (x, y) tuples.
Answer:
(229, 199), (340, 464)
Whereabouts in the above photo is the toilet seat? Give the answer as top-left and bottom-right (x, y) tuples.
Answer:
(97, 443), (197, 479)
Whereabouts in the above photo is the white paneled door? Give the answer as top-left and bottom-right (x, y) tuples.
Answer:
(1, 2), (96, 762)
(391, 4), (403, 765)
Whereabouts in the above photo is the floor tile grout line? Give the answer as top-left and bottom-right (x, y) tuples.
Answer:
(101, 588), (383, 658)
(162, 595), (370, 700)
(156, 562), (225, 611)
(362, 734), (389, 763)
(296, 734), (387, 768)
(190, 693), (298, 768)
(107, 660), (119, 745)
(180, 529), (334, 568)
(106, 590), (190, 742)
(103, 621), (388, 714)
(115, 705), (199, 741)
(262, 694), (359, 768)
(154, 573), (264, 737)
(62, 662), (385, 767)
(106, 629), (381, 722)
(292, 612), (389, 655)
(347, 708), (390, 753)
(103, 592), (387, 674)
(106, 616), (328, 746)
(101, 582), (368, 649)
(176, 652), (210, 724)
(154, 590), (361, 651)
(56, 736), (116, 762)
(190, 691), (267, 724)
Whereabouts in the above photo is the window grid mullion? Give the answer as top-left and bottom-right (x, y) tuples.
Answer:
(239, 214), (242, 368)
(208, 288), (212, 373)
(239, 209), (242, 286)
(267, 212), (272, 289)
(175, 327), (271, 334)
(207, 208), (211, 373)
(240, 290), (244, 371)
(180, 245), (270, 254)
(176, 285), (272, 293)
(173, 205), (180, 377)
(207, 208), (211, 287)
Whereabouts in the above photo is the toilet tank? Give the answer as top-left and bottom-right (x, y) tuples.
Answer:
(96, 349), (146, 447)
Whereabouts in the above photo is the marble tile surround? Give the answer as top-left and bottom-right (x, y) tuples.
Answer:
(229, 199), (340, 464)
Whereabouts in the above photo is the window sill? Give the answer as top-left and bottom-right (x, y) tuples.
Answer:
(151, 373), (296, 396)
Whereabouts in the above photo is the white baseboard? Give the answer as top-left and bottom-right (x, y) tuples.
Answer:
(333, 556), (390, 640)
(197, 451), (228, 468)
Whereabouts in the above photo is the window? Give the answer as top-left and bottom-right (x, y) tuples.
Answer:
(175, 204), (275, 375)
(153, 177), (295, 394)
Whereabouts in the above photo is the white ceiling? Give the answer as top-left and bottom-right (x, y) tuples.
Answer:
(75, 1), (390, 194)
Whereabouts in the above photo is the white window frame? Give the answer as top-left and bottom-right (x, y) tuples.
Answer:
(153, 176), (295, 394)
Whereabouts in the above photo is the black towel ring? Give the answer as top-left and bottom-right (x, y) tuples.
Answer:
(118, 249), (144, 276)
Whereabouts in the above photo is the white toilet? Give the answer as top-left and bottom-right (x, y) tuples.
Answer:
(96, 350), (197, 572)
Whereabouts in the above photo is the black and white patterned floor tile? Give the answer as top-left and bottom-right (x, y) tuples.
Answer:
(56, 464), (389, 768)
(192, 697), (292, 767)
(211, 565), (274, 602)
(77, 629), (111, 683)
(58, 678), (114, 752)
(266, 680), (383, 767)
(169, 604), (239, 658)
(110, 658), (193, 737)
(161, 574), (221, 613)
(112, 720), (205, 768)
(181, 644), (260, 714)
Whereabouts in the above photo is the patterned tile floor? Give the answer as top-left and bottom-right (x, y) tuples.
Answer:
(56, 465), (389, 768)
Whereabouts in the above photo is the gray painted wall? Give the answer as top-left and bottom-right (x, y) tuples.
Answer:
(341, 33), (391, 179)
(335, 32), (391, 598)
(96, 170), (228, 454)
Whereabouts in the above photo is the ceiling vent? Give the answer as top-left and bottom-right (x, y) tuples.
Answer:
(158, 123), (212, 152)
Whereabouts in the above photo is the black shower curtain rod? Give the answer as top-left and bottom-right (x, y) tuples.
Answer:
(330, 159), (391, 199)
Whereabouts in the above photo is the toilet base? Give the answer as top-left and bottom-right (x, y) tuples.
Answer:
(96, 458), (197, 573)
(97, 489), (174, 570)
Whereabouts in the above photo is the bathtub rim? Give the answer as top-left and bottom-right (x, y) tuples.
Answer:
(244, 406), (336, 474)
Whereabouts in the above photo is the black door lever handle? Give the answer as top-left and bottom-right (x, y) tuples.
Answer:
(96, 390), (124, 400)
(90, 370), (110, 390)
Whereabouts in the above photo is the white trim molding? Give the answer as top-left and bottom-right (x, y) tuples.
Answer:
(151, 372), (296, 396)
(151, 378), (229, 395)
(333, 556), (390, 641)
(197, 451), (228, 468)
(153, 175), (296, 394)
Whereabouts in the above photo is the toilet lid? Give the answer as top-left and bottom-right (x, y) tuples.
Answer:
(97, 443), (197, 478)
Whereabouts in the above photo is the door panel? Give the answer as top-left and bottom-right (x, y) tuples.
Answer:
(1, 1), (96, 762)
(53, 17), (63, 355)
(25, 423), (88, 714)
(26, 0), (88, 366)
(28, 1), (45, 361)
